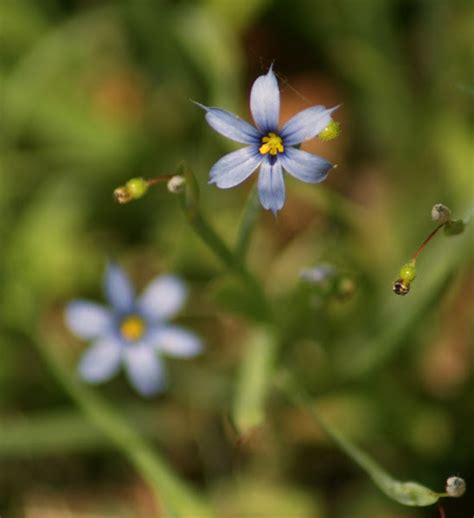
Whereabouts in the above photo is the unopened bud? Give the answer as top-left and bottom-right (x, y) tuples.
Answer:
(431, 204), (452, 224)
(445, 476), (466, 497)
(114, 177), (149, 204)
(167, 175), (186, 194)
(318, 120), (341, 141)
(399, 262), (416, 283)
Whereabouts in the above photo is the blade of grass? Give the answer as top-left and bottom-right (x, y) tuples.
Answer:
(232, 326), (277, 435)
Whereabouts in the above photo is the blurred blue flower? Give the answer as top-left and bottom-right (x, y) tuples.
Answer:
(197, 66), (338, 214)
(300, 264), (336, 284)
(65, 263), (202, 397)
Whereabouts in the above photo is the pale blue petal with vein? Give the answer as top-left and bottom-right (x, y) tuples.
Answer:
(280, 147), (333, 183)
(209, 146), (262, 188)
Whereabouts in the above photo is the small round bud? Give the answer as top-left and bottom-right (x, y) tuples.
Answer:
(445, 476), (466, 497)
(431, 203), (452, 224)
(443, 219), (465, 236)
(318, 120), (341, 141)
(126, 177), (148, 199)
(167, 175), (186, 194)
(399, 262), (416, 283)
(114, 177), (149, 204)
(393, 279), (410, 295)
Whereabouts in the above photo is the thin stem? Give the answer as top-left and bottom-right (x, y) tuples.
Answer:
(146, 174), (174, 187)
(235, 185), (261, 262)
(33, 335), (216, 518)
(178, 194), (271, 321)
(276, 372), (442, 507)
(411, 223), (445, 261)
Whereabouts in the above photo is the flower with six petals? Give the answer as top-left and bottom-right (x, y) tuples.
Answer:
(65, 263), (202, 396)
(197, 66), (338, 214)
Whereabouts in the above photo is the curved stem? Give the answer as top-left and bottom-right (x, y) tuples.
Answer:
(276, 372), (443, 507)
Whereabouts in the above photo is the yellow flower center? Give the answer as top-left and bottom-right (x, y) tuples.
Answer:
(120, 315), (146, 342)
(259, 132), (284, 156)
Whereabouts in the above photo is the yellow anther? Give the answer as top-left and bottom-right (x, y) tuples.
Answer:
(120, 315), (146, 341)
(259, 132), (284, 156)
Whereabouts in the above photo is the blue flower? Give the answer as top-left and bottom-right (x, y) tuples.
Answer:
(65, 263), (203, 397)
(197, 66), (338, 214)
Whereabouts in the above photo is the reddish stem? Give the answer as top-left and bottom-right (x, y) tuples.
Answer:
(146, 175), (173, 187)
(438, 502), (446, 518)
(411, 223), (445, 262)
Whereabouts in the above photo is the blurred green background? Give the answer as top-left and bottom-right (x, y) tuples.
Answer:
(1, 0), (473, 516)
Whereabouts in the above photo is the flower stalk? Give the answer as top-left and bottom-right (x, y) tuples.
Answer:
(276, 371), (451, 507)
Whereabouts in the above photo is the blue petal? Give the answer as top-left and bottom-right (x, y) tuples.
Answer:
(280, 147), (333, 183)
(138, 275), (187, 322)
(209, 146), (262, 189)
(124, 344), (166, 396)
(280, 105), (339, 145)
(257, 158), (285, 214)
(105, 263), (135, 313)
(250, 66), (280, 132)
(194, 102), (260, 144)
(65, 301), (112, 339)
(149, 325), (203, 357)
(78, 337), (122, 383)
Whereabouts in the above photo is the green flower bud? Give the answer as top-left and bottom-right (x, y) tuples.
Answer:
(399, 262), (416, 283)
(443, 219), (465, 236)
(126, 177), (148, 199)
(318, 120), (340, 141)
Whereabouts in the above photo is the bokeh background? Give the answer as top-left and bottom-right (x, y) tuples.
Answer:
(1, 0), (473, 516)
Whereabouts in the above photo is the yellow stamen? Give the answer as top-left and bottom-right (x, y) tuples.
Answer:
(120, 315), (146, 341)
(259, 132), (284, 156)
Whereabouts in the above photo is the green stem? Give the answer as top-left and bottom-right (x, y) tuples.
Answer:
(276, 372), (443, 507)
(177, 175), (271, 321)
(235, 185), (261, 262)
(33, 336), (216, 518)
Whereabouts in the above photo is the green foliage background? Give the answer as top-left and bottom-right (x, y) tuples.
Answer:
(0, 0), (473, 516)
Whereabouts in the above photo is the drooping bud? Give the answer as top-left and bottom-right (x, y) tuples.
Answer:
(393, 261), (416, 296)
(114, 177), (149, 204)
(445, 476), (466, 497)
(318, 120), (341, 141)
(431, 203), (452, 224)
(167, 175), (186, 194)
